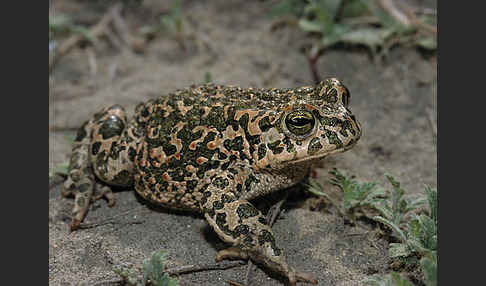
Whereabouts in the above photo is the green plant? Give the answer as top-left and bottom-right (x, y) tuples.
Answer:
(113, 250), (179, 286)
(139, 0), (184, 43)
(49, 14), (94, 42)
(307, 168), (386, 221)
(309, 170), (436, 285)
(269, 0), (436, 56)
(374, 182), (435, 259)
(366, 272), (413, 286)
(204, 71), (213, 83)
(372, 175), (426, 242)
(142, 250), (179, 286)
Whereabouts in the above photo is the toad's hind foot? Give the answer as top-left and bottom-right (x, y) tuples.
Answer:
(216, 247), (317, 285)
(93, 181), (116, 207)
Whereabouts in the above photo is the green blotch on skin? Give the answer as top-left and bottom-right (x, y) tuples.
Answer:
(257, 144), (267, 160)
(216, 212), (228, 230)
(212, 176), (229, 190)
(319, 116), (339, 127)
(258, 229), (281, 256)
(326, 88), (338, 103)
(91, 142), (101, 156)
(224, 136), (243, 151)
(236, 203), (259, 220)
(233, 224), (250, 236)
(307, 137), (323, 155)
(112, 170), (133, 186)
(326, 130), (343, 148)
(258, 116), (272, 132)
(242, 235), (255, 248)
(75, 121), (89, 142)
(267, 140), (284, 155)
(283, 137), (296, 154)
(79, 183), (91, 193)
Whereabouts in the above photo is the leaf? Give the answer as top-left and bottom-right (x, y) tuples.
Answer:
(417, 214), (437, 250)
(388, 243), (411, 258)
(298, 19), (324, 33)
(424, 186), (437, 222)
(70, 26), (96, 43)
(268, 0), (307, 18)
(386, 174), (406, 224)
(369, 202), (392, 220)
(365, 0), (409, 31)
(373, 216), (407, 242)
(420, 254), (437, 286)
(306, 180), (329, 198)
(365, 272), (413, 286)
(339, 27), (394, 51)
(416, 36), (437, 50)
(407, 215), (421, 241)
(406, 238), (429, 254)
(143, 250), (179, 286)
(390, 272), (414, 286)
(319, 0), (344, 20)
(404, 195), (426, 213)
(341, 0), (370, 18)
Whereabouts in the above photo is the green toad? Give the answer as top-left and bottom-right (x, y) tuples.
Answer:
(63, 78), (362, 285)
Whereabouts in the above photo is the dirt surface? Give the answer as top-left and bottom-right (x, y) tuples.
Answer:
(49, 1), (437, 285)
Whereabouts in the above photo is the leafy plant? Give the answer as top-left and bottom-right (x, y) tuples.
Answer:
(420, 253), (437, 286)
(307, 168), (386, 222)
(142, 250), (179, 286)
(139, 0), (185, 48)
(269, 0), (437, 56)
(366, 272), (413, 286)
(49, 13), (95, 42)
(204, 71), (213, 83)
(113, 250), (179, 286)
(309, 169), (436, 285)
(372, 175), (426, 242)
(374, 183), (435, 259)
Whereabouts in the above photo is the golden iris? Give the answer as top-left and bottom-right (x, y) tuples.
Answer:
(285, 110), (315, 136)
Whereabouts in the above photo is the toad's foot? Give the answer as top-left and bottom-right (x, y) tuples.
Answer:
(216, 247), (317, 285)
(63, 178), (116, 231)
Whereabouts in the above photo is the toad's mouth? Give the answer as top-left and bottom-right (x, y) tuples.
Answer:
(284, 141), (359, 165)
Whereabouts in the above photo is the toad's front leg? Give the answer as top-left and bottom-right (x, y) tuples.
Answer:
(63, 104), (136, 231)
(201, 171), (317, 285)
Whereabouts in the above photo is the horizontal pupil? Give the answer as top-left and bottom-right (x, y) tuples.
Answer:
(289, 116), (311, 125)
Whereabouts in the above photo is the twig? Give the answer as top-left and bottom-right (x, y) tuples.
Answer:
(307, 45), (322, 85)
(379, 0), (437, 35)
(78, 219), (145, 230)
(49, 125), (80, 132)
(400, 3), (437, 35)
(86, 46), (98, 76)
(165, 260), (246, 275)
(426, 107), (437, 138)
(92, 278), (124, 286)
(227, 280), (245, 286)
(378, 0), (410, 26)
(49, 3), (121, 73)
(76, 206), (145, 230)
(411, 7), (436, 16)
(244, 192), (289, 286)
(110, 4), (146, 53)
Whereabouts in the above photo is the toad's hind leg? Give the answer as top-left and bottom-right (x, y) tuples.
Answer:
(201, 171), (317, 285)
(63, 104), (134, 231)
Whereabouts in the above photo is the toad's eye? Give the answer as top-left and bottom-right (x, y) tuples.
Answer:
(285, 110), (315, 136)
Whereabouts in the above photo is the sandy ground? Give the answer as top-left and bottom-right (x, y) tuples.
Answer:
(49, 1), (436, 285)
